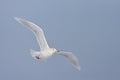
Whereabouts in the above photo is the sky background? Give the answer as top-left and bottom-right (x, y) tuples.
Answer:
(0, 0), (120, 80)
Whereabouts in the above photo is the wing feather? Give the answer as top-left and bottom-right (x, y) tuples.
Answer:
(57, 51), (80, 70)
(15, 17), (49, 50)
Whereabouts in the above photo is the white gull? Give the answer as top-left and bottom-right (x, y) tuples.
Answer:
(15, 17), (80, 70)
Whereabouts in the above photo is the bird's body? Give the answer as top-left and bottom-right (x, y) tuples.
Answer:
(15, 17), (80, 70)
(31, 48), (57, 60)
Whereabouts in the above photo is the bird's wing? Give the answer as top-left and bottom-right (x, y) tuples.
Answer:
(56, 51), (80, 70)
(15, 17), (49, 50)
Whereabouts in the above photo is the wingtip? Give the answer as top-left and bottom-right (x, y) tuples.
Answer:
(76, 66), (80, 71)
(14, 17), (18, 20)
(75, 62), (80, 71)
(14, 17), (25, 24)
(14, 17), (21, 21)
(77, 67), (81, 71)
(14, 17), (20, 22)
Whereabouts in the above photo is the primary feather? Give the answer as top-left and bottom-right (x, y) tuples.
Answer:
(15, 17), (49, 50)
(57, 51), (80, 70)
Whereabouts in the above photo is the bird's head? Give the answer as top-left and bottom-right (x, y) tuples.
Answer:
(51, 48), (57, 52)
(51, 48), (60, 53)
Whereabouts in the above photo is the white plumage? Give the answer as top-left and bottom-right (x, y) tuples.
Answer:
(15, 17), (80, 70)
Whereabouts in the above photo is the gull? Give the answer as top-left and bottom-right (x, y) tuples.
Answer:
(15, 17), (80, 70)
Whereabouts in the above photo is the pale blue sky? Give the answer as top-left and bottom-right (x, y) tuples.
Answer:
(0, 0), (120, 80)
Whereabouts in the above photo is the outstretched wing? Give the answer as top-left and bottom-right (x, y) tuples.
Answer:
(15, 17), (49, 50)
(57, 51), (80, 70)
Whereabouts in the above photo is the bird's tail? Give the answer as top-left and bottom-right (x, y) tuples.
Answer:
(30, 49), (39, 59)
(30, 49), (46, 61)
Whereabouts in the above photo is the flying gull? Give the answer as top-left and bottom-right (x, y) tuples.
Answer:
(15, 17), (80, 70)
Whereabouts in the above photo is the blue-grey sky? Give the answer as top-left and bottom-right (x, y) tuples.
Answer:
(0, 0), (120, 80)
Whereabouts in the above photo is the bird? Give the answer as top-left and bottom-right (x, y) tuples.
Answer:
(15, 17), (80, 70)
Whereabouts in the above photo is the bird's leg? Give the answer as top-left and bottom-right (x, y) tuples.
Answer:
(35, 56), (40, 59)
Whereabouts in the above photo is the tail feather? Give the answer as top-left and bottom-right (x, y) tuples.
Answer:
(30, 49), (44, 61)
(30, 49), (40, 59)
(30, 49), (36, 57)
